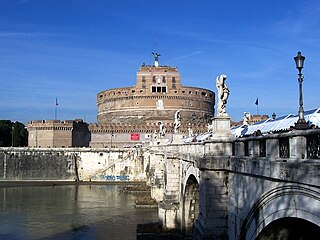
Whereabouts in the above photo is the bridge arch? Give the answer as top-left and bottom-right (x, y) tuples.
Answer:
(256, 217), (320, 239)
(181, 173), (200, 236)
(240, 185), (320, 240)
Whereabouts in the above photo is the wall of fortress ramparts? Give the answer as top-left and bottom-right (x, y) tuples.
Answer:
(97, 92), (215, 126)
(0, 147), (146, 182)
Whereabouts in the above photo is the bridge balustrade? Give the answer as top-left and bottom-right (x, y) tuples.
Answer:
(306, 132), (320, 159)
(233, 129), (320, 161)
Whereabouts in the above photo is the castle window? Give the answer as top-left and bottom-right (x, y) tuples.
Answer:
(172, 77), (176, 83)
(142, 76), (146, 88)
(162, 76), (166, 83)
(152, 76), (156, 83)
(152, 85), (166, 93)
(132, 90), (136, 93)
(172, 84), (176, 89)
(152, 86), (156, 93)
(201, 92), (206, 96)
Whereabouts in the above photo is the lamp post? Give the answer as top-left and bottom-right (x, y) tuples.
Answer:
(11, 126), (14, 147)
(294, 51), (308, 130)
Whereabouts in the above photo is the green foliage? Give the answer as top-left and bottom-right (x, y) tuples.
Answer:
(0, 120), (28, 147)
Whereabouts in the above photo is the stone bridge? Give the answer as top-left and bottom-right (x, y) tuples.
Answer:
(1, 126), (319, 239)
(146, 128), (320, 239)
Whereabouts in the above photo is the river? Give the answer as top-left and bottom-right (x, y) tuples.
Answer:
(0, 184), (159, 240)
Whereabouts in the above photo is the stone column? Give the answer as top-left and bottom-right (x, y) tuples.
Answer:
(266, 138), (279, 160)
(149, 152), (165, 202)
(290, 135), (307, 160)
(235, 142), (245, 157)
(158, 154), (181, 229)
(249, 140), (259, 157)
(194, 170), (229, 239)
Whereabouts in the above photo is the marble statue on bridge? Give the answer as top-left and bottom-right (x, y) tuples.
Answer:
(216, 74), (229, 116)
(188, 123), (194, 138)
(173, 110), (181, 134)
(158, 121), (166, 137)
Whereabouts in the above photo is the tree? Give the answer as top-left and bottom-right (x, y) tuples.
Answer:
(12, 121), (28, 147)
(0, 120), (28, 147)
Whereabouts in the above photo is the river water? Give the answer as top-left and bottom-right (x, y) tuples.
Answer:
(0, 184), (158, 240)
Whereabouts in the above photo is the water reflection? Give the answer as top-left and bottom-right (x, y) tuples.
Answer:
(0, 185), (158, 240)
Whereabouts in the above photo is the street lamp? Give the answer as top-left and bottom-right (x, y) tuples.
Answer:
(293, 51), (308, 130)
(11, 126), (14, 147)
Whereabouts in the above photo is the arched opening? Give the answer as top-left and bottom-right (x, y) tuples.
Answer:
(240, 185), (320, 240)
(182, 174), (199, 236)
(257, 217), (320, 240)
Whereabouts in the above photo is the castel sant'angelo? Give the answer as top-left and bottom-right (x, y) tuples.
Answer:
(89, 53), (215, 147)
(28, 53), (215, 148)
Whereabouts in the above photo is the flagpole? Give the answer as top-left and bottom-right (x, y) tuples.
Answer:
(55, 97), (58, 120)
(255, 97), (259, 115)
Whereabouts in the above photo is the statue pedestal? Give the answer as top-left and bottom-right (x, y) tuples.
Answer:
(171, 134), (184, 144)
(210, 116), (233, 140)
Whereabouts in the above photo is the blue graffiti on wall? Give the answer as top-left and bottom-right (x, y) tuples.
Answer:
(104, 175), (130, 181)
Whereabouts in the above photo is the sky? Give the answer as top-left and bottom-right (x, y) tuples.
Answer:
(1, 0), (320, 124)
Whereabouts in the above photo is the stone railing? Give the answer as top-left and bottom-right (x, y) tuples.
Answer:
(233, 128), (320, 161)
(147, 129), (320, 162)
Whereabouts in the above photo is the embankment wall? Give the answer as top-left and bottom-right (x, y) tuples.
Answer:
(0, 147), (146, 182)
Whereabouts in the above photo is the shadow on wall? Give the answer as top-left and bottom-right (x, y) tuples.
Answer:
(237, 135), (320, 240)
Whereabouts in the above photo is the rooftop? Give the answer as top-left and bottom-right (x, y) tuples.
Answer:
(231, 108), (320, 137)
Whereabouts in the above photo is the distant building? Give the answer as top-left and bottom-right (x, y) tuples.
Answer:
(231, 108), (320, 137)
(89, 55), (215, 147)
(27, 119), (90, 148)
(231, 113), (269, 128)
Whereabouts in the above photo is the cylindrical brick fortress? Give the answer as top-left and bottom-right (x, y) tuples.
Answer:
(96, 65), (215, 129)
(90, 63), (215, 147)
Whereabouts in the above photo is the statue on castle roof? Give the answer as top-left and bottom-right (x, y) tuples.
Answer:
(152, 52), (161, 67)
(216, 74), (230, 116)
(152, 52), (160, 61)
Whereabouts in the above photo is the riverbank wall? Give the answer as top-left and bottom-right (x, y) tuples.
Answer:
(0, 147), (147, 182)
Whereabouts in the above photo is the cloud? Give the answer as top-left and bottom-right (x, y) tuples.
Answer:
(169, 51), (203, 62)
